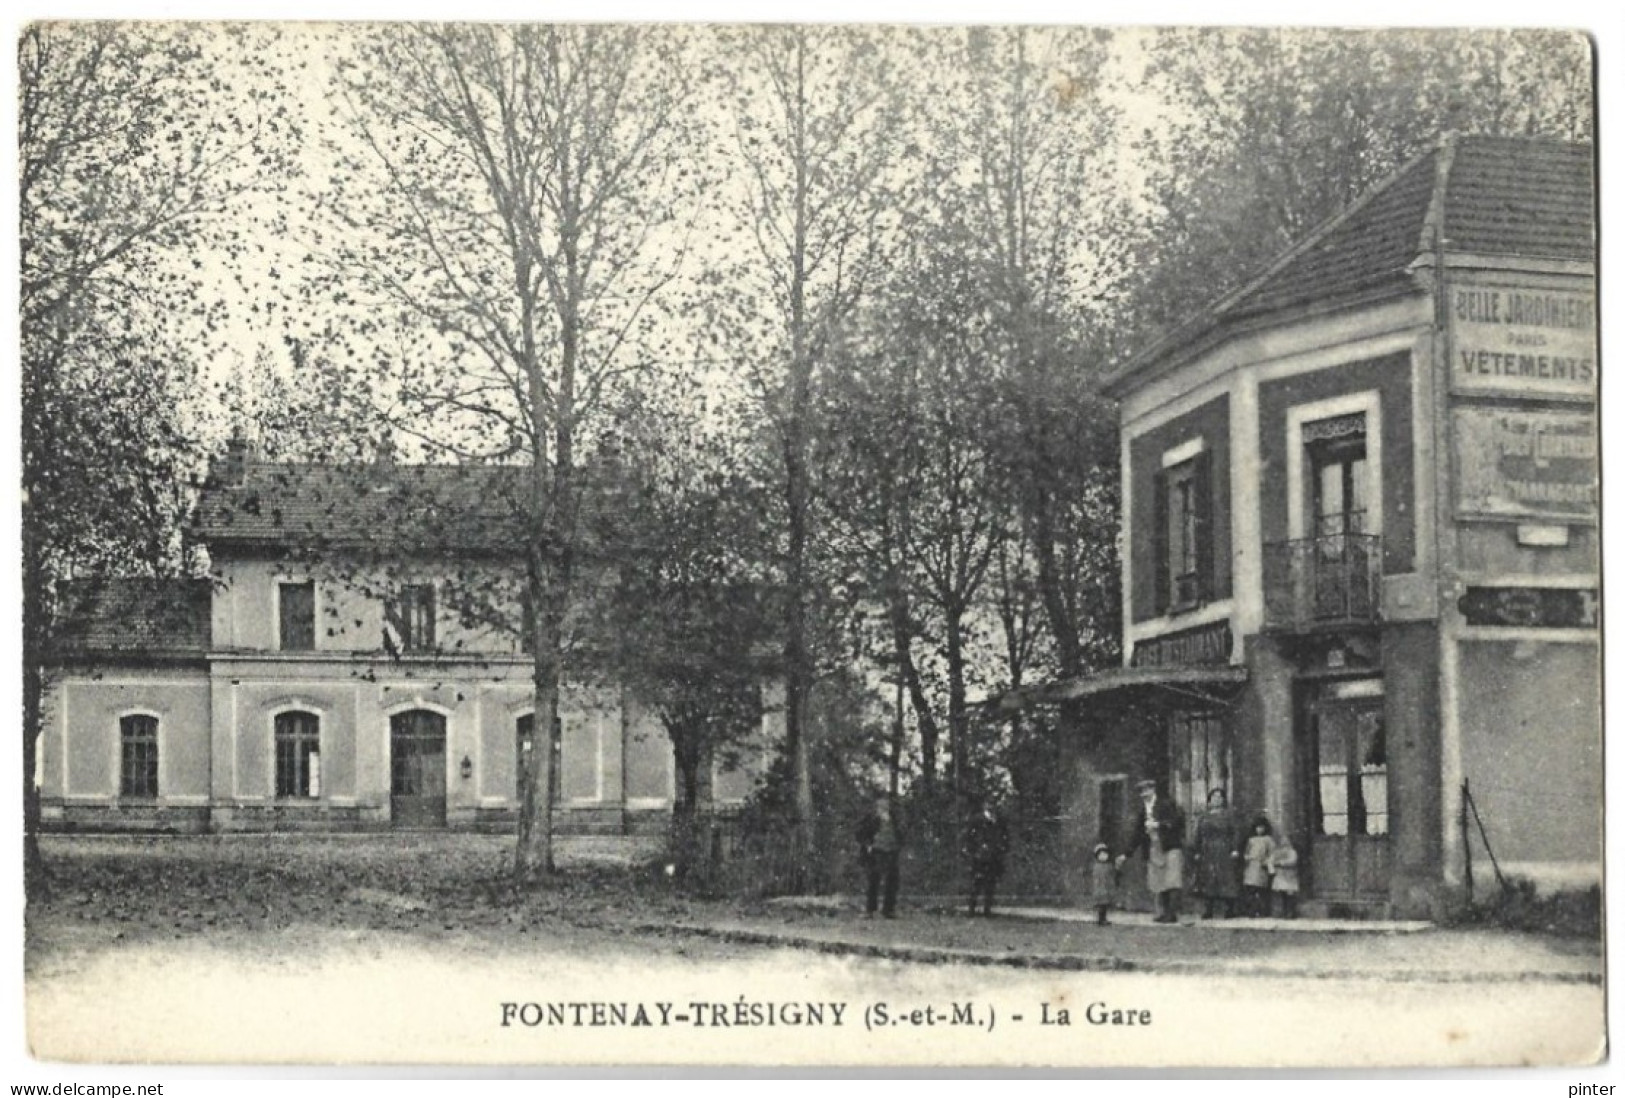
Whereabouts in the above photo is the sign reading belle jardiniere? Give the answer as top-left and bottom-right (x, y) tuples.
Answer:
(1448, 278), (1596, 399)
(1453, 408), (1597, 522)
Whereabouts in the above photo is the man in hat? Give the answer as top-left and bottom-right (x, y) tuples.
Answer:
(1121, 778), (1187, 923)
(856, 796), (902, 918)
(962, 802), (1010, 917)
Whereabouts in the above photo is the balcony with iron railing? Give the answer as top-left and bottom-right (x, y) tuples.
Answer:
(1263, 533), (1382, 632)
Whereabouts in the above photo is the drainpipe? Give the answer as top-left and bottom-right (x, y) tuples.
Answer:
(1424, 135), (1465, 900)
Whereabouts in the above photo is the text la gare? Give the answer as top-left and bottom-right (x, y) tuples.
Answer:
(1041, 1002), (1153, 1026)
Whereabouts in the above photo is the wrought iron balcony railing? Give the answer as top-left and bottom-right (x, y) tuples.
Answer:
(1262, 534), (1382, 631)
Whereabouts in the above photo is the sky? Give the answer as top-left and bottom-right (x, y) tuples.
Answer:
(12, 22), (1166, 463)
(15, 20), (1596, 465)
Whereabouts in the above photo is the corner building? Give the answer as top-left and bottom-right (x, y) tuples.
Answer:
(1044, 136), (1597, 918)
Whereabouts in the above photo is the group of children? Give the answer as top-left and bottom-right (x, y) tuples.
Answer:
(1090, 814), (1299, 925)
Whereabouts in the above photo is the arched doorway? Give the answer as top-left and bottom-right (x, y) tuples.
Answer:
(390, 709), (447, 828)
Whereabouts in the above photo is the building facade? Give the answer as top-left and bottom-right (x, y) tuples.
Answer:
(40, 448), (778, 834)
(1035, 136), (1597, 918)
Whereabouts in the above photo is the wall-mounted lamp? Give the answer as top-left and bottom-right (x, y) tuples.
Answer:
(459, 754), (473, 780)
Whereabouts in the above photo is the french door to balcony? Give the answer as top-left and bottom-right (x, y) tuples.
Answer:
(1312, 535), (1378, 620)
(1308, 422), (1376, 622)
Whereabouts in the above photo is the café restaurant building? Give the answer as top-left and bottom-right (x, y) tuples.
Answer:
(1025, 135), (1597, 918)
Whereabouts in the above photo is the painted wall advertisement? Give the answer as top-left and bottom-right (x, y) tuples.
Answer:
(1453, 408), (1597, 522)
(1448, 278), (1596, 399)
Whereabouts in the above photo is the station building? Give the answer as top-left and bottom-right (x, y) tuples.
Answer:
(39, 449), (778, 834)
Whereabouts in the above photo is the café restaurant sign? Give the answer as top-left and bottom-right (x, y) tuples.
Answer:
(1454, 408), (1597, 522)
(1449, 278), (1596, 400)
(1131, 619), (1233, 668)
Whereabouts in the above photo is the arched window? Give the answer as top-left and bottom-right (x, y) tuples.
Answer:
(275, 711), (321, 798)
(119, 714), (159, 798)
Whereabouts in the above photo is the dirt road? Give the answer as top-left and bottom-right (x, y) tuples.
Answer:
(26, 918), (1603, 1069)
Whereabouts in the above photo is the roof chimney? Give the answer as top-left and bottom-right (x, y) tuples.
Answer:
(217, 428), (257, 487)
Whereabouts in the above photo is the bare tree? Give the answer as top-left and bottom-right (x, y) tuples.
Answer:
(320, 25), (701, 879)
(19, 22), (296, 894)
(1129, 27), (1595, 344)
(819, 291), (939, 795)
(710, 26), (909, 885)
(940, 27), (1128, 684)
(611, 412), (777, 880)
(822, 229), (1008, 804)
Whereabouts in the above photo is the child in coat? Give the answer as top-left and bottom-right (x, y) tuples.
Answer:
(1268, 835), (1300, 919)
(1241, 815), (1276, 917)
(1090, 842), (1118, 925)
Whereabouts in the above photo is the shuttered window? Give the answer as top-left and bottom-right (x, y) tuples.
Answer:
(387, 584), (436, 652)
(1154, 449), (1213, 612)
(279, 581), (316, 651)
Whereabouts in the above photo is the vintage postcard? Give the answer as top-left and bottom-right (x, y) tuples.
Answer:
(15, 21), (1603, 1070)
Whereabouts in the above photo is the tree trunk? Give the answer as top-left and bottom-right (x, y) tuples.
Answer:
(781, 31), (819, 891)
(888, 587), (939, 793)
(515, 317), (573, 878)
(515, 565), (561, 879)
(22, 669), (45, 900)
(670, 738), (705, 881)
(783, 411), (815, 887)
(1029, 468), (1085, 676)
(944, 599), (968, 808)
(21, 502), (47, 899)
(881, 478), (937, 793)
(889, 677), (904, 798)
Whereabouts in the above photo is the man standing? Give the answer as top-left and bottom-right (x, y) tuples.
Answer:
(856, 796), (901, 919)
(1121, 779), (1187, 923)
(963, 803), (1010, 917)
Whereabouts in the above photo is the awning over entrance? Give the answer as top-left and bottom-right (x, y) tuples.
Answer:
(995, 664), (1248, 712)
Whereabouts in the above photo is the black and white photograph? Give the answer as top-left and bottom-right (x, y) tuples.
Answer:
(10, 18), (1604, 1072)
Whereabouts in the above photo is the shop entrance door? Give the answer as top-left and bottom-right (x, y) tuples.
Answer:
(390, 710), (447, 828)
(1306, 695), (1389, 899)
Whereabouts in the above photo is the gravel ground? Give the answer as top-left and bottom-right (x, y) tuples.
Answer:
(28, 833), (1603, 985)
(27, 918), (1605, 1067)
(22, 834), (1608, 1069)
(666, 905), (1603, 982)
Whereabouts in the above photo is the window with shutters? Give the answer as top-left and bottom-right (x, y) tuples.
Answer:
(1154, 450), (1212, 613)
(278, 581), (316, 651)
(387, 584), (436, 652)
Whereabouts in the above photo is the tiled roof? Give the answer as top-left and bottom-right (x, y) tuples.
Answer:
(195, 461), (541, 554)
(1442, 137), (1594, 260)
(1231, 147), (1442, 318)
(1111, 135), (1595, 392)
(54, 578), (212, 655)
